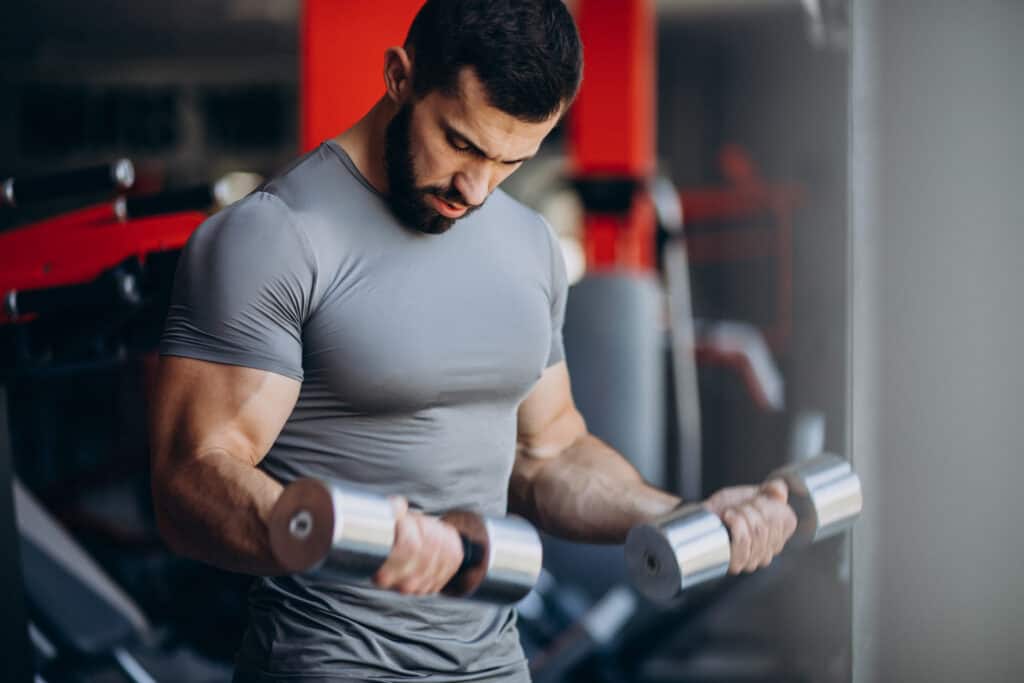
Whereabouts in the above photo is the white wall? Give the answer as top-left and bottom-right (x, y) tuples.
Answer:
(852, 2), (1024, 681)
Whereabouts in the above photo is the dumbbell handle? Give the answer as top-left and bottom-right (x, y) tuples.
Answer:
(625, 453), (862, 602)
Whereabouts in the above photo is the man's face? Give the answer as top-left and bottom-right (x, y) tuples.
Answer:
(385, 68), (561, 234)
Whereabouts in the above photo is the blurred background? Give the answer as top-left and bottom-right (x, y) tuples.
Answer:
(0, 1), (1020, 681)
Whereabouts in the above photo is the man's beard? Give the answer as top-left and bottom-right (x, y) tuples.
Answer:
(384, 102), (481, 235)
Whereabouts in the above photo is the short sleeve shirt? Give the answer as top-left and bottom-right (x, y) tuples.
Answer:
(160, 141), (568, 682)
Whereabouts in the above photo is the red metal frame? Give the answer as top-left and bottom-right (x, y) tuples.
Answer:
(695, 345), (776, 412)
(569, 0), (655, 177)
(679, 147), (804, 354)
(300, 0), (424, 153)
(570, 0), (657, 273)
(0, 208), (205, 323)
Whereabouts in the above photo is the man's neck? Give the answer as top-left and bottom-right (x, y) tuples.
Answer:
(331, 97), (397, 195)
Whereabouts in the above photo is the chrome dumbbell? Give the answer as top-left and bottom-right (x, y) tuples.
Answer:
(268, 478), (543, 604)
(625, 453), (863, 602)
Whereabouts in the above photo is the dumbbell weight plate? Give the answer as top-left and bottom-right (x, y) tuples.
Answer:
(269, 477), (396, 578)
(625, 504), (731, 602)
(442, 511), (544, 603)
(770, 452), (863, 546)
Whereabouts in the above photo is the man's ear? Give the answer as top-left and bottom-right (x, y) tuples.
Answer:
(383, 46), (414, 104)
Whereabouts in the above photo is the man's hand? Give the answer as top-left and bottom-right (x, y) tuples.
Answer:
(703, 479), (798, 574)
(373, 497), (466, 596)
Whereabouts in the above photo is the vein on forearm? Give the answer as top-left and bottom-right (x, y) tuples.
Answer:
(511, 434), (681, 544)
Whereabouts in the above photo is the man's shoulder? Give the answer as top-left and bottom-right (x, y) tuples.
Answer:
(227, 143), (376, 260)
(183, 190), (314, 280)
(257, 143), (355, 214)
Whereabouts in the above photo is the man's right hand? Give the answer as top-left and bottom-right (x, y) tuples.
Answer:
(373, 497), (466, 596)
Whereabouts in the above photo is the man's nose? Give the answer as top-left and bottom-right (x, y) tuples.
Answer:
(453, 166), (490, 207)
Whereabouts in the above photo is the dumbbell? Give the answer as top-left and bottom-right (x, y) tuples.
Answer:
(625, 453), (862, 602)
(268, 478), (543, 605)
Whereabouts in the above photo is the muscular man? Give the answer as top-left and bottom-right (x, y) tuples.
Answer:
(149, 2), (797, 681)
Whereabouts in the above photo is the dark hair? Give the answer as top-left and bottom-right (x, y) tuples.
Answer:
(405, 0), (583, 122)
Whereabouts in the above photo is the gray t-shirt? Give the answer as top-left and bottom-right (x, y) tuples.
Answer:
(160, 141), (568, 682)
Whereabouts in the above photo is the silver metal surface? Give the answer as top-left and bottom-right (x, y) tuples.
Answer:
(4, 290), (18, 318)
(112, 159), (135, 190)
(28, 622), (57, 662)
(2, 178), (14, 206)
(625, 504), (730, 602)
(112, 647), (157, 683)
(213, 171), (263, 209)
(789, 410), (827, 463)
(470, 515), (543, 604)
(113, 196), (127, 222)
(772, 452), (863, 545)
(269, 478), (395, 578)
(118, 272), (140, 304)
(320, 482), (396, 577)
(580, 585), (638, 645)
(664, 239), (702, 502)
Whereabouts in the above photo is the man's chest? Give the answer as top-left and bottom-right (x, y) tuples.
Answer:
(300, 250), (552, 413)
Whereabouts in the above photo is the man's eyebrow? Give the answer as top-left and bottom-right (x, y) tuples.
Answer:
(442, 122), (535, 165)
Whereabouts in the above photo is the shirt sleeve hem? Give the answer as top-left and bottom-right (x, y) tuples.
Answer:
(158, 344), (304, 383)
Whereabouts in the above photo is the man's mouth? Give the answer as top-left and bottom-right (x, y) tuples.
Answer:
(427, 193), (468, 219)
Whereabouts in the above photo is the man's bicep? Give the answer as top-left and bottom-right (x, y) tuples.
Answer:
(150, 356), (301, 474)
(516, 361), (586, 460)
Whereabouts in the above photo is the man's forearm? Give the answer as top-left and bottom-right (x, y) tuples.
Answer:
(509, 433), (681, 544)
(154, 449), (284, 575)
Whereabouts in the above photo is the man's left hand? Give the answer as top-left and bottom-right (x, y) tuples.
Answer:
(703, 479), (798, 574)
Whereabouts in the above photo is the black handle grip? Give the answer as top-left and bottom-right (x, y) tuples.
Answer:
(4, 160), (134, 208)
(457, 535), (486, 574)
(6, 263), (142, 319)
(119, 185), (214, 220)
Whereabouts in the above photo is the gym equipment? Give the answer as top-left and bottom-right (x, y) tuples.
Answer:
(2, 159), (134, 209)
(529, 584), (638, 683)
(693, 319), (785, 412)
(114, 172), (263, 221)
(0, 167), (263, 327)
(269, 477), (543, 604)
(662, 238), (702, 503)
(564, 274), (666, 491)
(625, 453), (862, 602)
(15, 477), (156, 681)
(0, 207), (203, 329)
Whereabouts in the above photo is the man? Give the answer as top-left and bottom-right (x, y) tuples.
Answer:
(149, 1), (797, 681)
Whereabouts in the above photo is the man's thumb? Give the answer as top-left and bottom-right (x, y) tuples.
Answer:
(761, 478), (788, 502)
(388, 495), (409, 521)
